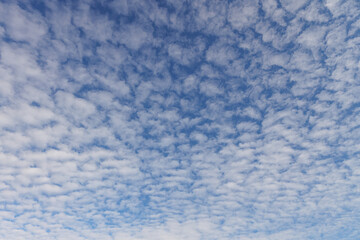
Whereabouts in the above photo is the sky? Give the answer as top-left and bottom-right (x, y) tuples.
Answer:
(0, 0), (359, 239)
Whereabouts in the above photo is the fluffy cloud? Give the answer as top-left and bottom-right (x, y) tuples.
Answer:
(0, 0), (359, 239)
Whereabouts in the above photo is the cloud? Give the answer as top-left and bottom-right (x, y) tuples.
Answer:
(199, 81), (222, 97)
(205, 43), (238, 66)
(228, 0), (259, 30)
(280, 0), (308, 13)
(297, 26), (327, 50)
(0, 3), (48, 44)
(168, 42), (203, 66)
(0, 0), (359, 239)
(117, 24), (150, 50)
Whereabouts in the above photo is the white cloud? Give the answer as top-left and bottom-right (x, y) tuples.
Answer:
(298, 1), (330, 22)
(297, 26), (327, 50)
(206, 43), (238, 66)
(199, 81), (222, 97)
(262, 0), (286, 26)
(55, 91), (96, 124)
(191, 0), (227, 33)
(183, 75), (199, 93)
(0, 44), (44, 79)
(280, 0), (308, 13)
(0, 0), (358, 239)
(0, 3), (47, 44)
(117, 24), (150, 50)
(228, 0), (259, 30)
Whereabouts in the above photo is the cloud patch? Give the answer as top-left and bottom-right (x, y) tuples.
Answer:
(0, 0), (359, 239)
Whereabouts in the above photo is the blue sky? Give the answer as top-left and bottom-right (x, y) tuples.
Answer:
(0, 0), (359, 239)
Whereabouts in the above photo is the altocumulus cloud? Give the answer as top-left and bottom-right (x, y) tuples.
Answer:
(0, 0), (359, 239)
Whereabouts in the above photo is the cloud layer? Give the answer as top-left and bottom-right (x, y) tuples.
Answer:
(0, 0), (359, 239)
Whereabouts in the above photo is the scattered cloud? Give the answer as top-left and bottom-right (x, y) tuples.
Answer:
(0, 0), (359, 239)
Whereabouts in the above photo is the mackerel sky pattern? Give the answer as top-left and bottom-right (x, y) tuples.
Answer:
(0, 0), (359, 239)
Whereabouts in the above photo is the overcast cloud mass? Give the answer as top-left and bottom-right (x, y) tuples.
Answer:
(0, 0), (359, 239)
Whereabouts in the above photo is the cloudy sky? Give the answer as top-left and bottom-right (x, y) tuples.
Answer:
(0, 0), (359, 239)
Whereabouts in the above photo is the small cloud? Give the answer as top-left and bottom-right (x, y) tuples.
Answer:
(228, 1), (259, 30)
(200, 81), (222, 97)
(280, 0), (308, 13)
(117, 25), (150, 50)
(1, 3), (47, 44)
